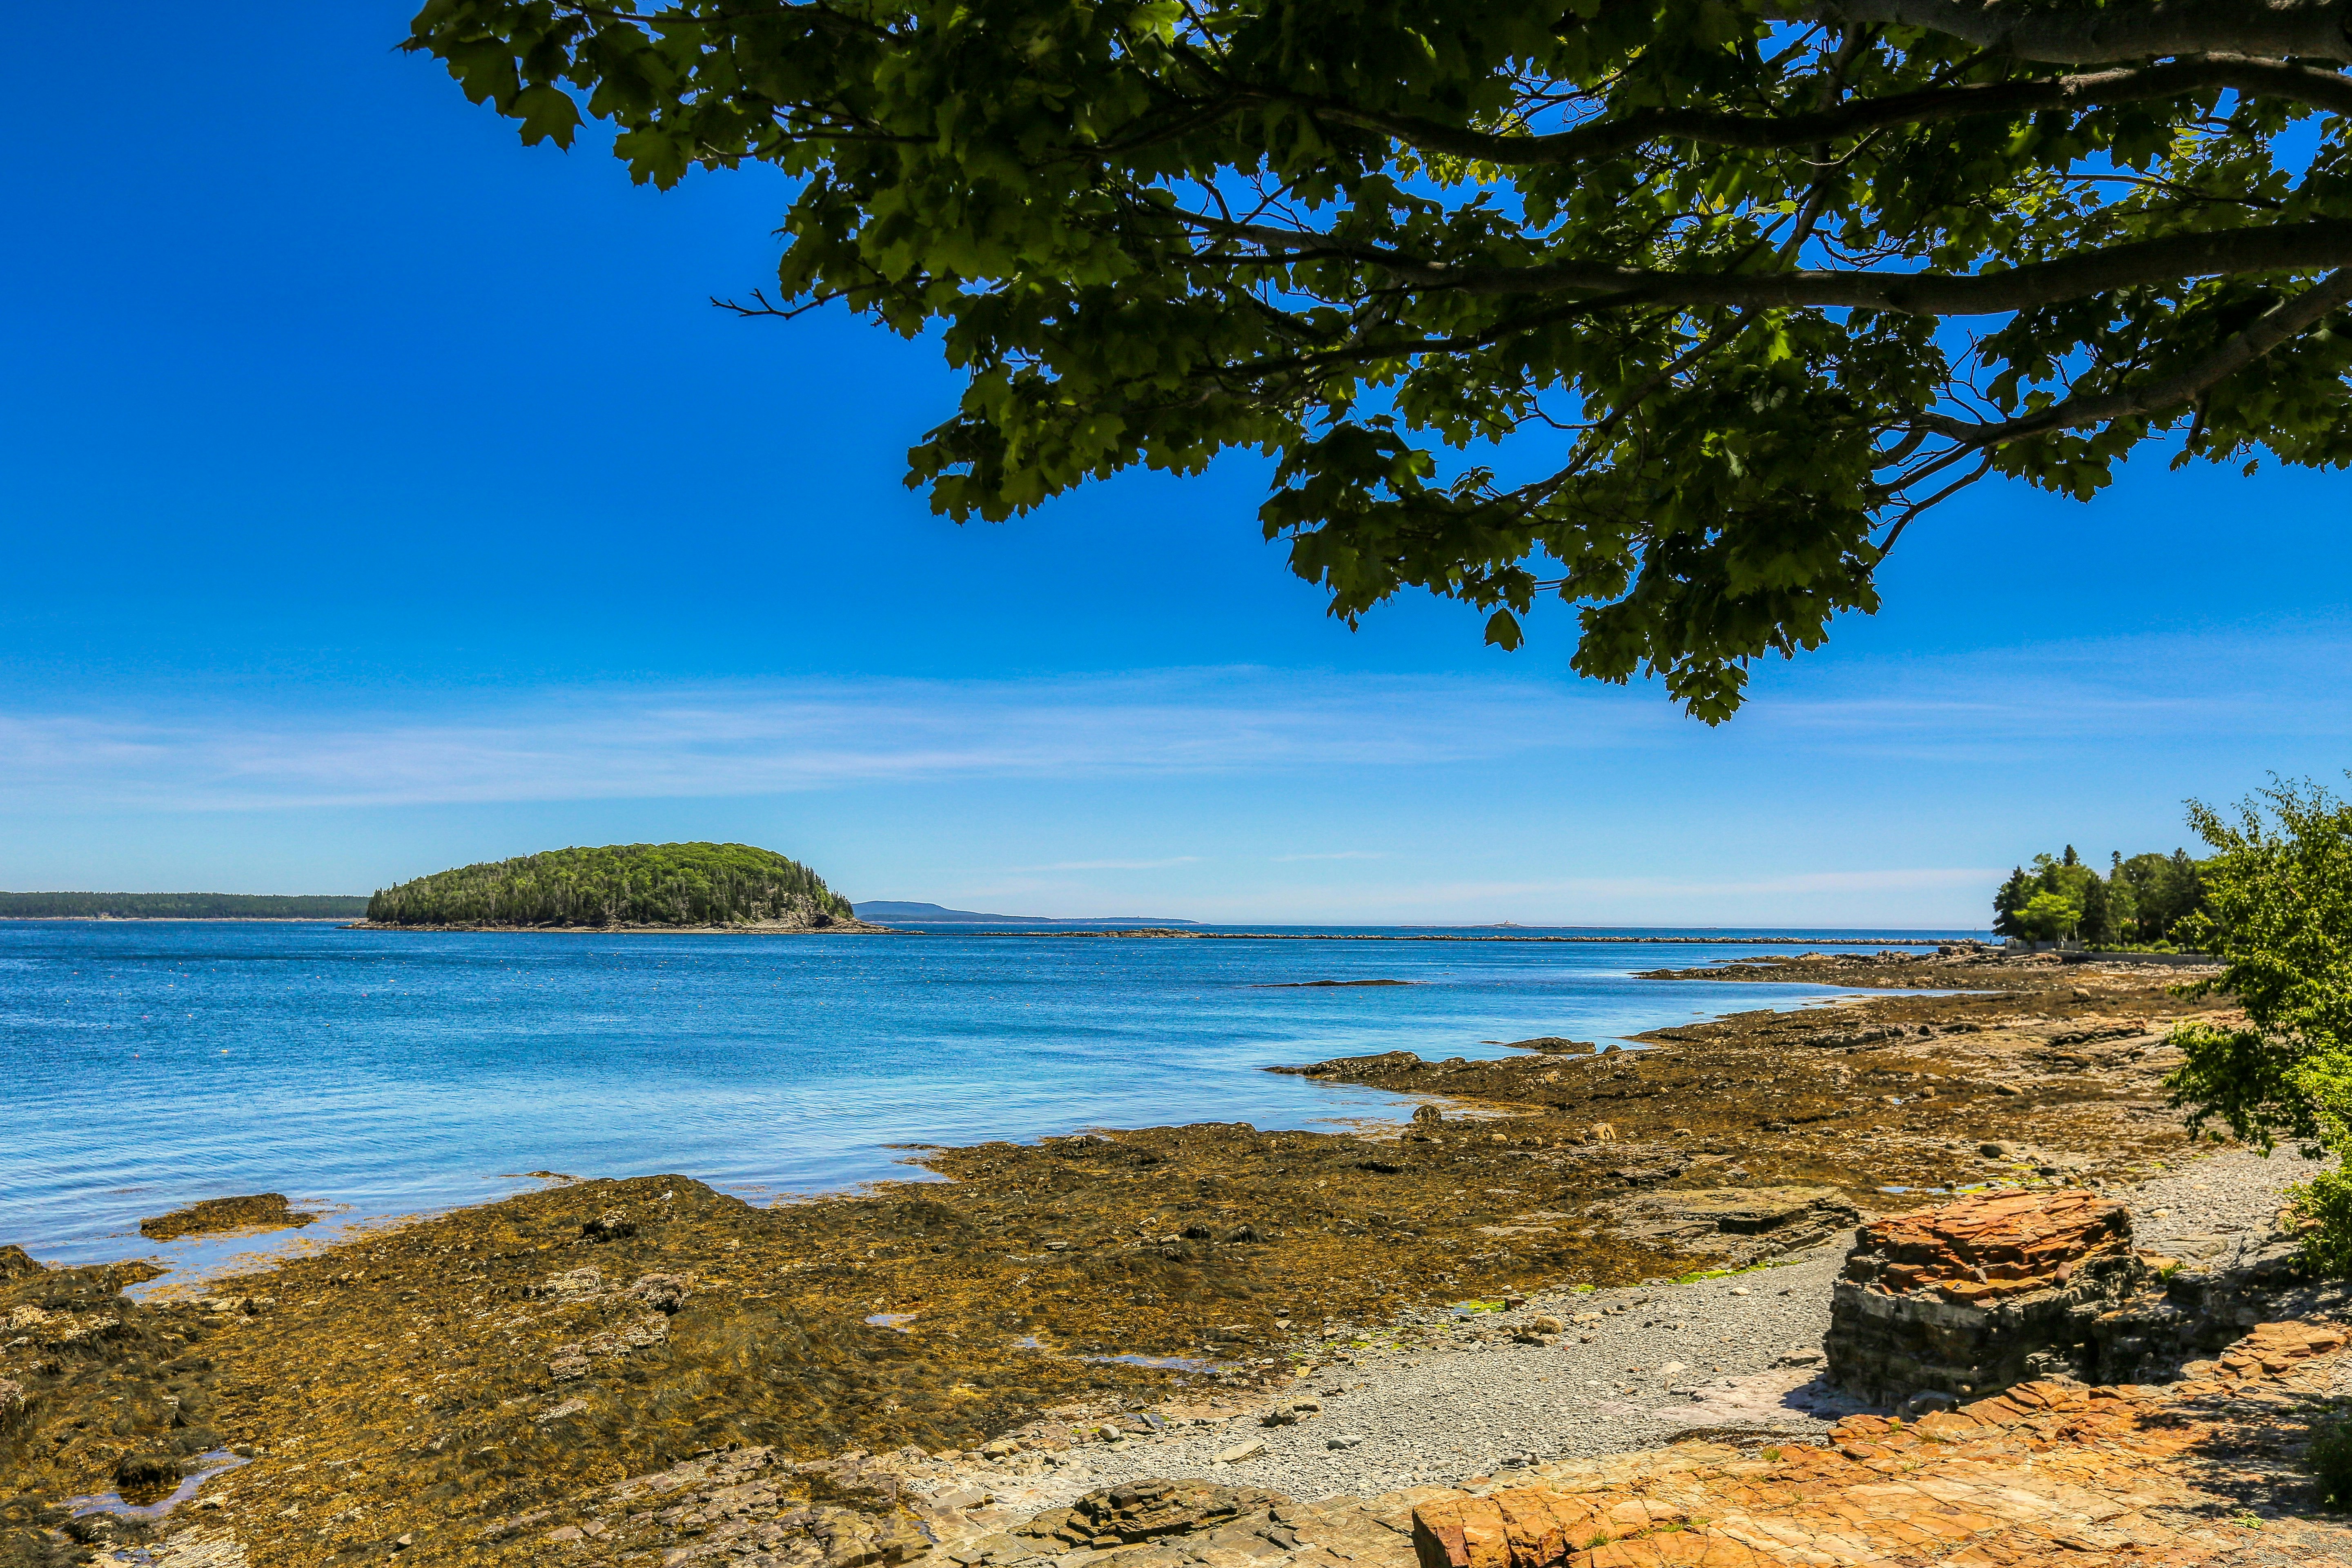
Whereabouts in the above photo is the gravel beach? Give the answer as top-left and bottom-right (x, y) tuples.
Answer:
(958, 1145), (2322, 1507)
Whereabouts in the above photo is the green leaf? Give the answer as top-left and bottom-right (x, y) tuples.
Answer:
(511, 83), (582, 148)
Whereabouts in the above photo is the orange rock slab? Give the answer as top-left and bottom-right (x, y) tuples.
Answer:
(1411, 1318), (2352, 1568)
(1858, 1187), (2132, 1305)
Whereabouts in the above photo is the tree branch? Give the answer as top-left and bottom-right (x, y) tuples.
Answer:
(1290, 56), (2352, 168)
(1769, 0), (2352, 65)
(1351, 220), (2352, 314)
(1920, 265), (2352, 441)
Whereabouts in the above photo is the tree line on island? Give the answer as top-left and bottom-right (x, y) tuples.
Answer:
(1991, 846), (2209, 947)
(0, 892), (371, 919)
(364, 843), (860, 930)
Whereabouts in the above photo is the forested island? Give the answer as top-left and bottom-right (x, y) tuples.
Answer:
(358, 842), (876, 931)
(0, 892), (370, 919)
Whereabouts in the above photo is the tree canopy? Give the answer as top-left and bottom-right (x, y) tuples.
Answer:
(366, 842), (858, 927)
(407, 0), (2352, 716)
(1991, 842), (2207, 944)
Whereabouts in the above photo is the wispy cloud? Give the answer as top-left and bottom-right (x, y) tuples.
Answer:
(1744, 628), (2352, 756)
(5, 626), (2345, 818)
(0, 670), (1654, 812)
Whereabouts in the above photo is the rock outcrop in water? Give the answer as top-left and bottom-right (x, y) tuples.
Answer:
(139, 1195), (316, 1242)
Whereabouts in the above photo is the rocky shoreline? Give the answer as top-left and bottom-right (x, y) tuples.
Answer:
(11, 945), (2347, 1568)
(898, 933), (1960, 944)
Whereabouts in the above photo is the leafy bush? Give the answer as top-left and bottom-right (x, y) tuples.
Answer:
(2165, 778), (2352, 1270)
(2307, 1420), (2352, 1510)
(2294, 1172), (2352, 1278)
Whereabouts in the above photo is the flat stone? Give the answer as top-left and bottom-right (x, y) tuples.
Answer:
(1612, 1186), (1859, 1239)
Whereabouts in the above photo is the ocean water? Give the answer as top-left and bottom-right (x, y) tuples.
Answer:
(1, 920), (1980, 1278)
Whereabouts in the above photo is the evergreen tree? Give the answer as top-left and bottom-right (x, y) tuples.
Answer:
(1992, 868), (2033, 938)
(2081, 874), (2111, 947)
(2105, 852), (2140, 938)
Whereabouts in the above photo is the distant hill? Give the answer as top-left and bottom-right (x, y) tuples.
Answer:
(851, 901), (1194, 925)
(0, 892), (371, 920)
(366, 843), (866, 930)
(853, 901), (1053, 923)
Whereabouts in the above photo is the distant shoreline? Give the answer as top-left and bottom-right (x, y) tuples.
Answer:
(337, 920), (895, 934)
(935, 930), (1964, 943)
(2, 915), (1977, 944)
(335, 922), (1964, 944)
(0, 915), (359, 924)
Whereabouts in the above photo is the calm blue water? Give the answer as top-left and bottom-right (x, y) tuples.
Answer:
(2, 921), (1982, 1276)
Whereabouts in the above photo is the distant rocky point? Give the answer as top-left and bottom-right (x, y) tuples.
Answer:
(852, 900), (1055, 923)
(357, 843), (881, 932)
(852, 900), (1195, 925)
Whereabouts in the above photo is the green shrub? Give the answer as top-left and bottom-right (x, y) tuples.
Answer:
(2292, 1170), (2352, 1278)
(2307, 1420), (2352, 1509)
(2164, 778), (2352, 1273)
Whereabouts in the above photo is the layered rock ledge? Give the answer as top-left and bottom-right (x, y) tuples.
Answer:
(1826, 1187), (2157, 1408)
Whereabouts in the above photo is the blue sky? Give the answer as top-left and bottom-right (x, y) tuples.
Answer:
(2, 5), (2347, 926)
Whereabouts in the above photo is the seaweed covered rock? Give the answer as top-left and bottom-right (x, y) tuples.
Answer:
(1825, 1188), (2155, 1406)
(112, 1451), (180, 1503)
(138, 1192), (315, 1241)
(0, 1253), (223, 1532)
